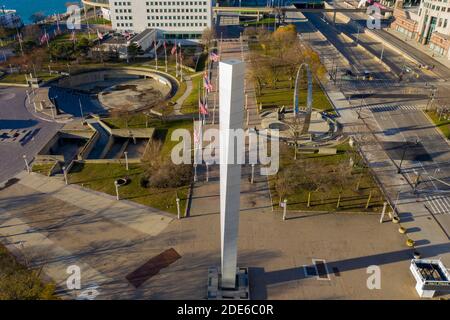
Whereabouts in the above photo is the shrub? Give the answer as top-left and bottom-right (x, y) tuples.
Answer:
(148, 162), (191, 188)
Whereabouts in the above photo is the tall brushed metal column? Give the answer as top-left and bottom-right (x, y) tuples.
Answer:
(219, 59), (245, 289)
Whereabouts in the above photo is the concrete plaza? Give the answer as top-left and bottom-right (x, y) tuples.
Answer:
(0, 169), (424, 299)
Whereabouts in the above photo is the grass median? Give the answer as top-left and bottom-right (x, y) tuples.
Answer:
(426, 110), (450, 139)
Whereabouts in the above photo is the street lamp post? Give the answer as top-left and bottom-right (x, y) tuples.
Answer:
(393, 190), (401, 215)
(23, 155), (30, 173)
(79, 99), (85, 123)
(426, 86), (437, 112)
(398, 144), (408, 174)
(356, 25), (360, 45)
(251, 164), (255, 184)
(282, 199), (287, 221)
(114, 181), (120, 200)
(380, 42), (385, 62)
(176, 197), (181, 219)
(62, 166), (69, 185)
(124, 151), (129, 171)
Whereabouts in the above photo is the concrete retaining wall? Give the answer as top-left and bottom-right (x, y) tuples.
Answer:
(78, 131), (100, 160)
(81, 158), (141, 164)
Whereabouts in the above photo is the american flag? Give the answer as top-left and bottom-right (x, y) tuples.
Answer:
(163, 41), (167, 49)
(124, 31), (132, 40)
(97, 30), (104, 40)
(40, 32), (49, 45)
(199, 99), (208, 115)
(203, 73), (213, 92)
(171, 42), (177, 55)
(210, 52), (220, 62)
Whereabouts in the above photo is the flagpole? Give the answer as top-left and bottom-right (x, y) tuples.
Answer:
(175, 42), (178, 77)
(154, 41), (158, 70)
(179, 43), (183, 82)
(17, 31), (24, 56)
(164, 41), (168, 73)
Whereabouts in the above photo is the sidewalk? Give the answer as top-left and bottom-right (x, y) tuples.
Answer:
(14, 171), (173, 236)
(386, 28), (450, 70)
(173, 76), (193, 115)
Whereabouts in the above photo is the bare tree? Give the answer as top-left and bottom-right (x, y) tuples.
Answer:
(201, 27), (216, 52)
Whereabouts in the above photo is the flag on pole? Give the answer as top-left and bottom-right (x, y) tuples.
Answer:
(210, 52), (220, 62)
(40, 32), (49, 46)
(154, 40), (159, 70)
(70, 31), (76, 43)
(171, 42), (177, 55)
(97, 30), (104, 40)
(203, 73), (213, 93)
(163, 41), (167, 49)
(199, 98), (208, 115)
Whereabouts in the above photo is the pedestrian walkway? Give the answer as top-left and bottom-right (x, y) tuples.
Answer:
(14, 171), (173, 236)
(370, 105), (418, 113)
(173, 76), (193, 115)
(425, 194), (450, 216)
(341, 79), (401, 90)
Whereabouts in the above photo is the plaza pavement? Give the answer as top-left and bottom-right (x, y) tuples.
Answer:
(0, 171), (173, 299)
(0, 170), (424, 299)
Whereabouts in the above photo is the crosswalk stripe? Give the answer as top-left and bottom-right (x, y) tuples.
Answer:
(368, 105), (417, 113)
(426, 195), (450, 214)
(426, 195), (442, 214)
(440, 196), (450, 213)
(434, 197), (448, 214)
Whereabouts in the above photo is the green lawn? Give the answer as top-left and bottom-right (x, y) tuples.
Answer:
(169, 80), (186, 104)
(248, 39), (332, 112)
(0, 243), (57, 300)
(85, 17), (112, 25)
(181, 74), (203, 114)
(52, 32), (94, 43)
(257, 77), (333, 112)
(69, 119), (193, 215)
(0, 72), (59, 84)
(32, 163), (54, 176)
(269, 143), (384, 212)
(241, 17), (276, 26)
(426, 110), (450, 139)
(69, 163), (189, 215)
